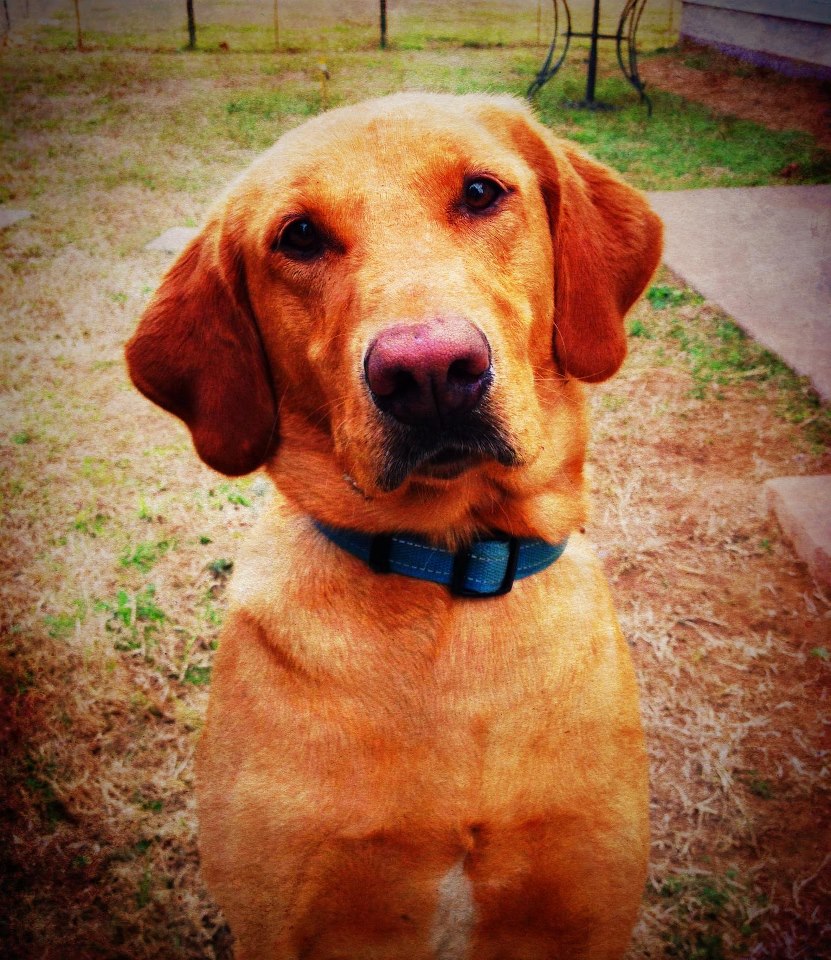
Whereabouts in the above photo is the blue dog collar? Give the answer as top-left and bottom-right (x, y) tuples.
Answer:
(314, 521), (568, 598)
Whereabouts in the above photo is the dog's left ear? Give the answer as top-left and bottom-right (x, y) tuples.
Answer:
(503, 104), (663, 382)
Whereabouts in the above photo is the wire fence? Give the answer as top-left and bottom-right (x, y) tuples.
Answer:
(1, 0), (682, 54)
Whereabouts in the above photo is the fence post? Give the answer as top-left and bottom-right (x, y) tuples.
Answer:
(72, 0), (83, 50)
(380, 0), (387, 49)
(186, 0), (196, 50)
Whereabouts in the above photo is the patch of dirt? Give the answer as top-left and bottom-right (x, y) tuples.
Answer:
(642, 44), (831, 150)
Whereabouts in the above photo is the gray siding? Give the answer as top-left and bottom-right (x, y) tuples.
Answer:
(685, 0), (831, 26)
(681, 0), (831, 72)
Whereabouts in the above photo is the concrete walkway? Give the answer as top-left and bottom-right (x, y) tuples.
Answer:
(647, 185), (830, 586)
(647, 185), (831, 403)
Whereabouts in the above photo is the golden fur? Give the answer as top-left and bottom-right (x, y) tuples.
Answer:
(127, 93), (663, 959)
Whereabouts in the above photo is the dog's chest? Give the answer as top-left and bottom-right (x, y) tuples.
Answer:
(201, 532), (646, 958)
(231, 565), (625, 830)
(230, 525), (624, 818)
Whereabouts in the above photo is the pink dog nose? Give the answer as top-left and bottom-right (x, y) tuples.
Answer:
(365, 319), (492, 426)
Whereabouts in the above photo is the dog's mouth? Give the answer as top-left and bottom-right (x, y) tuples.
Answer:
(376, 411), (519, 492)
(414, 446), (485, 480)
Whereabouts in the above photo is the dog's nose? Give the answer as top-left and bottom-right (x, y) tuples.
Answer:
(364, 319), (492, 426)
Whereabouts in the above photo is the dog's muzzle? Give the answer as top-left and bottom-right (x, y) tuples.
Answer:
(363, 318), (517, 490)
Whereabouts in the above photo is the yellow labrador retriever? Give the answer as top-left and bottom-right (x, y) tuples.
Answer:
(127, 93), (662, 960)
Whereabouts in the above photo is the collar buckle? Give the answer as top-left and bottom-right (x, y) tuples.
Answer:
(451, 537), (520, 598)
(368, 533), (394, 574)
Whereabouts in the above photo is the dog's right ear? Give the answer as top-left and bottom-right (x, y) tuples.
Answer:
(126, 219), (278, 476)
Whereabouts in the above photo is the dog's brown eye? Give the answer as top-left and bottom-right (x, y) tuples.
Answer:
(277, 218), (324, 258)
(463, 177), (504, 213)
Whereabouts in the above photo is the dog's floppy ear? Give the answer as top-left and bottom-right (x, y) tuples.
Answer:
(507, 106), (663, 382)
(126, 219), (278, 476)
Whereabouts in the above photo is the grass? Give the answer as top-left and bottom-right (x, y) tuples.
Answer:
(536, 79), (831, 189)
(98, 585), (167, 653)
(1, 3), (829, 958)
(653, 868), (771, 960)
(635, 282), (831, 446)
(120, 539), (173, 572)
(44, 600), (88, 640)
(207, 558), (233, 577)
(2, 24), (829, 235)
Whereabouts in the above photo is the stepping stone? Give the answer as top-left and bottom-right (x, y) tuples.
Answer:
(764, 475), (831, 587)
(145, 226), (198, 255)
(0, 209), (32, 229)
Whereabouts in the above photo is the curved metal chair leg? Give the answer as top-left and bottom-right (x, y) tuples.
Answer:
(527, 0), (572, 99)
(616, 0), (652, 115)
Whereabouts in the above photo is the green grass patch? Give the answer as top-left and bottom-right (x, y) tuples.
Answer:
(224, 91), (321, 149)
(73, 509), (108, 537)
(209, 482), (253, 509)
(628, 318), (653, 339)
(669, 314), (793, 398)
(643, 286), (831, 447)
(135, 792), (164, 813)
(44, 599), (87, 639)
(207, 557), (234, 578)
(647, 284), (701, 310)
(200, 598), (224, 628)
(183, 664), (212, 686)
(80, 456), (121, 486)
(98, 585), (166, 654)
(119, 539), (173, 573)
(536, 81), (831, 190)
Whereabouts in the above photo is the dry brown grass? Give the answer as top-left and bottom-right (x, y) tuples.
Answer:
(590, 292), (831, 958)
(1, 7), (830, 958)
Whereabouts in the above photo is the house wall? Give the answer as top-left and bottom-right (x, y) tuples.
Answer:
(680, 0), (831, 75)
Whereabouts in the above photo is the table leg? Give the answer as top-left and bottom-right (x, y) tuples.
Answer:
(616, 0), (653, 115)
(584, 0), (602, 105)
(526, 0), (572, 99)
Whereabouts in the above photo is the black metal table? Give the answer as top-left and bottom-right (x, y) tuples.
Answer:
(527, 0), (652, 115)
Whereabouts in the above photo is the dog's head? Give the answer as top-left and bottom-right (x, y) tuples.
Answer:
(127, 94), (661, 543)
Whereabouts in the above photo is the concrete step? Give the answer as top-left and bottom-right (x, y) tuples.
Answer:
(764, 475), (831, 587)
